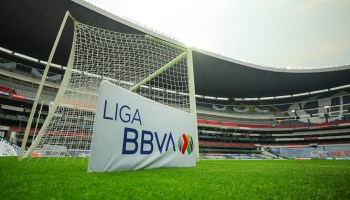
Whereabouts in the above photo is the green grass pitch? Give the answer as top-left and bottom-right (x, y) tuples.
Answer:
(0, 157), (349, 199)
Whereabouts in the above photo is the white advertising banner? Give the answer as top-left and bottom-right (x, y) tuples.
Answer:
(0, 141), (17, 156)
(88, 81), (196, 172)
(0, 126), (10, 131)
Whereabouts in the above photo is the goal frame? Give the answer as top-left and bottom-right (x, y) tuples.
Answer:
(19, 11), (199, 161)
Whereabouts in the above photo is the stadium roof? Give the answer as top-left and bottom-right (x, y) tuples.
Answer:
(1, 0), (350, 98)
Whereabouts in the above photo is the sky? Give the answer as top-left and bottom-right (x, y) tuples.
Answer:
(87, 0), (350, 68)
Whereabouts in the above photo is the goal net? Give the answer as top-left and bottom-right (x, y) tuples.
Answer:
(22, 15), (197, 159)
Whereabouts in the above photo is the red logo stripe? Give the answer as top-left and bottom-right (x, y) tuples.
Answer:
(181, 134), (188, 154)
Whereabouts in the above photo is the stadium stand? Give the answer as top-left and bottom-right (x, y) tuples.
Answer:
(1, 53), (350, 159)
(195, 91), (350, 158)
(0, 0), (350, 159)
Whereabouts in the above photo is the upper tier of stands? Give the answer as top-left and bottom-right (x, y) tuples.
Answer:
(0, 57), (63, 82)
(197, 90), (350, 125)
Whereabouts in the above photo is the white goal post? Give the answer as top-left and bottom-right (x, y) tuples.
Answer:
(18, 11), (199, 161)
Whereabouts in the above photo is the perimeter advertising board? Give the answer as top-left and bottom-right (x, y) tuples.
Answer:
(88, 81), (196, 172)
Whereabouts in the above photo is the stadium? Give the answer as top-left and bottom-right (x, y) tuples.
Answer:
(1, 0), (350, 199)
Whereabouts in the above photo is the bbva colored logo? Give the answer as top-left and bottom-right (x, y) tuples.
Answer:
(178, 134), (194, 155)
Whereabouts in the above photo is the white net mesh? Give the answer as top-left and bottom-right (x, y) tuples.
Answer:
(29, 20), (190, 158)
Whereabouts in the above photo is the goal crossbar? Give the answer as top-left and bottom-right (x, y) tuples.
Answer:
(130, 51), (188, 92)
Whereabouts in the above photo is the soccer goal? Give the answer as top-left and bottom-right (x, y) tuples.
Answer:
(18, 11), (198, 160)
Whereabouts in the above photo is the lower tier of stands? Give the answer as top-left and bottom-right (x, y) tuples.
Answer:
(269, 145), (350, 159)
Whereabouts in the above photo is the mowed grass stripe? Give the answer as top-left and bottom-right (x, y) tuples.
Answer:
(0, 157), (349, 199)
